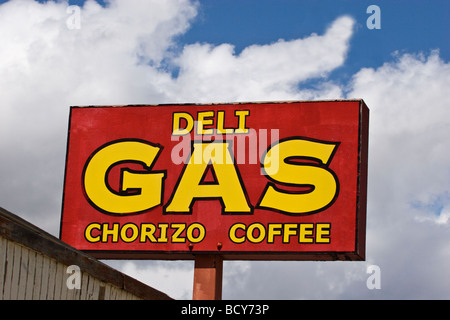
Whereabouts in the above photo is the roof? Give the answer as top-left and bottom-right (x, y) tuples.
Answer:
(0, 206), (172, 300)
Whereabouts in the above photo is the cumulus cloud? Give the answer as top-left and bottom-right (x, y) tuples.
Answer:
(0, 0), (197, 230)
(348, 51), (450, 298)
(349, 50), (450, 223)
(168, 15), (354, 102)
(0, 0), (449, 300)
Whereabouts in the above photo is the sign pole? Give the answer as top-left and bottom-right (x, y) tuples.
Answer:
(192, 255), (223, 300)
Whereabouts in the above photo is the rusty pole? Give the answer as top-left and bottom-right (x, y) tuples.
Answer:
(192, 255), (223, 300)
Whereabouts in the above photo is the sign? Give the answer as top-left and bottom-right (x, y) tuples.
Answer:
(60, 100), (369, 261)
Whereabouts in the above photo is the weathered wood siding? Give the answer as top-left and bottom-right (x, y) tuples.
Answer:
(0, 236), (138, 300)
(0, 207), (172, 300)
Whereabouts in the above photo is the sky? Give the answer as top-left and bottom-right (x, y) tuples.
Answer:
(0, 0), (449, 299)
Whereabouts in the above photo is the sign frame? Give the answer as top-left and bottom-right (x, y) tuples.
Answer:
(60, 99), (369, 262)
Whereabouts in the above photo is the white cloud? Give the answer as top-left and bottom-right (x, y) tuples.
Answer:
(0, 0), (197, 232)
(108, 260), (194, 300)
(0, 0), (449, 300)
(349, 50), (450, 222)
(347, 50), (450, 298)
(168, 15), (354, 102)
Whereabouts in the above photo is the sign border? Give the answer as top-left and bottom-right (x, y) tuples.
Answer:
(60, 99), (369, 261)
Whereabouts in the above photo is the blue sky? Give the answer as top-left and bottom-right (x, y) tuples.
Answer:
(0, 0), (449, 299)
(180, 1), (449, 59)
(4, 0), (447, 83)
(181, 0), (450, 87)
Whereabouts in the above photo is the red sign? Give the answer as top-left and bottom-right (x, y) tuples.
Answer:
(60, 100), (368, 261)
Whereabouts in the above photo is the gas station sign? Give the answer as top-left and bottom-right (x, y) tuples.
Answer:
(60, 100), (368, 261)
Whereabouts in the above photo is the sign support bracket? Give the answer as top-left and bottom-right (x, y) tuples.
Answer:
(192, 254), (223, 300)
